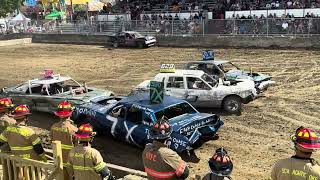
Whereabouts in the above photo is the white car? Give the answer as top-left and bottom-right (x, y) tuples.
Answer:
(134, 69), (257, 114)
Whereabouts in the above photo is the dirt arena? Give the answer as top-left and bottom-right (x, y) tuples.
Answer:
(0, 43), (320, 179)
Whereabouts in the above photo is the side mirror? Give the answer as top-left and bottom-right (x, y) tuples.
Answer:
(186, 95), (198, 102)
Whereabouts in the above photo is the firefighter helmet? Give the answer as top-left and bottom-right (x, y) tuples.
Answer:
(291, 126), (320, 152)
(75, 124), (96, 141)
(150, 116), (172, 140)
(0, 98), (14, 112)
(209, 147), (233, 176)
(54, 101), (73, 118)
(10, 105), (31, 120)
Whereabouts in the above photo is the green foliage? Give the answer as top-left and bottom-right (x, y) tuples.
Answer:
(0, 0), (24, 17)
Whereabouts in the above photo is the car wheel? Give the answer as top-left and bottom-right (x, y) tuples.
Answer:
(222, 96), (242, 115)
(137, 42), (144, 48)
(113, 42), (119, 48)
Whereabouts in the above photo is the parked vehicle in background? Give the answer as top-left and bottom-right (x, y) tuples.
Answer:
(72, 93), (224, 153)
(0, 70), (114, 113)
(110, 31), (156, 48)
(134, 66), (257, 114)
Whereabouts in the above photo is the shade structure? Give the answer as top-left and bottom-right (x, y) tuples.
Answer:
(45, 11), (65, 20)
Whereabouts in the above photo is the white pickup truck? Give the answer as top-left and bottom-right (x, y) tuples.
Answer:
(134, 69), (257, 114)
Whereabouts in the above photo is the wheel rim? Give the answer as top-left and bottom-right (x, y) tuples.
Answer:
(226, 100), (239, 111)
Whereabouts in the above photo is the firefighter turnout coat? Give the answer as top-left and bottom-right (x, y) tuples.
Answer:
(68, 144), (108, 180)
(0, 124), (43, 160)
(271, 156), (320, 180)
(142, 141), (188, 180)
(50, 118), (78, 166)
(0, 114), (16, 133)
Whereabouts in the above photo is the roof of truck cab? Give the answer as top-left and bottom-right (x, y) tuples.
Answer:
(155, 69), (205, 79)
(187, 60), (229, 66)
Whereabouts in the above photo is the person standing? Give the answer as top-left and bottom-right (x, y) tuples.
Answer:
(202, 147), (233, 180)
(0, 98), (16, 133)
(68, 123), (113, 180)
(142, 117), (189, 180)
(271, 126), (320, 180)
(50, 101), (78, 179)
(0, 105), (46, 161)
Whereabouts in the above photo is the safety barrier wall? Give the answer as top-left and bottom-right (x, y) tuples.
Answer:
(32, 33), (320, 49)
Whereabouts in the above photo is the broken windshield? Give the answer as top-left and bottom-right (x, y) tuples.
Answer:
(154, 102), (197, 121)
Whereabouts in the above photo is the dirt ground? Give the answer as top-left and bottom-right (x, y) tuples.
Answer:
(0, 43), (319, 179)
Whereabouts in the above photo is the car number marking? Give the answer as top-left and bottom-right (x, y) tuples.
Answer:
(106, 115), (118, 137)
(124, 121), (139, 146)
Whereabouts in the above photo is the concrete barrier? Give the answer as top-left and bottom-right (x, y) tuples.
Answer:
(32, 34), (320, 49)
(0, 38), (32, 47)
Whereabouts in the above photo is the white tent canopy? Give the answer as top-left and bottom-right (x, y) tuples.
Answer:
(10, 13), (31, 23)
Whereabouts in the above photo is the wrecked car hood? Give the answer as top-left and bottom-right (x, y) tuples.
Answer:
(170, 113), (221, 136)
(226, 69), (271, 82)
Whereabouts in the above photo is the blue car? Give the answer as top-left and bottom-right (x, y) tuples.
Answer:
(72, 93), (224, 153)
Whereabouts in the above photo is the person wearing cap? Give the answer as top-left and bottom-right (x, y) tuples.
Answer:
(0, 105), (46, 161)
(142, 117), (189, 180)
(202, 147), (233, 180)
(271, 126), (320, 180)
(0, 98), (16, 133)
(68, 123), (113, 180)
(50, 101), (78, 179)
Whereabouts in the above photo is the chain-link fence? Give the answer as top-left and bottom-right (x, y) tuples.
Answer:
(7, 18), (320, 36)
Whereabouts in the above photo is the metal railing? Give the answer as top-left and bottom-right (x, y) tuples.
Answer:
(5, 18), (320, 36)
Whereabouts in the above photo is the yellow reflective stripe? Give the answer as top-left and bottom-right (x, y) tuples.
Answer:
(61, 144), (74, 150)
(94, 162), (107, 172)
(63, 162), (71, 167)
(6, 126), (33, 137)
(52, 127), (68, 132)
(32, 138), (41, 145)
(11, 146), (33, 151)
(18, 154), (31, 159)
(0, 134), (7, 142)
(73, 165), (94, 171)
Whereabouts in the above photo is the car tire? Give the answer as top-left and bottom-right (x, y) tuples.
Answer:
(222, 96), (242, 115)
(137, 42), (144, 48)
(113, 42), (119, 48)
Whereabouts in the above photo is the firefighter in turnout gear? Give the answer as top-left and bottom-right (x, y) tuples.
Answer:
(68, 123), (113, 180)
(50, 101), (78, 179)
(0, 105), (47, 161)
(271, 127), (320, 180)
(0, 98), (16, 133)
(142, 117), (189, 180)
(202, 147), (233, 180)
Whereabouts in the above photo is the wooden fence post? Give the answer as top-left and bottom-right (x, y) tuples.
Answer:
(51, 141), (63, 180)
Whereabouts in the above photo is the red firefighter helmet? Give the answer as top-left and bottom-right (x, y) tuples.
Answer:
(0, 98), (14, 112)
(75, 124), (96, 141)
(150, 116), (172, 140)
(54, 101), (73, 118)
(291, 127), (320, 152)
(10, 105), (31, 120)
(209, 147), (233, 176)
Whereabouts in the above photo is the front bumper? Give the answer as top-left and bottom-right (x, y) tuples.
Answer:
(256, 80), (276, 92)
(242, 93), (255, 104)
(145, 39), (156, 46)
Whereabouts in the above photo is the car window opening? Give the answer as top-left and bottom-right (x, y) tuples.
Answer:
(155, 102), (197, 121)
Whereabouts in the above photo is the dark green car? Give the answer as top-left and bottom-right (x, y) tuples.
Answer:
(0, 74), (114, 113)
